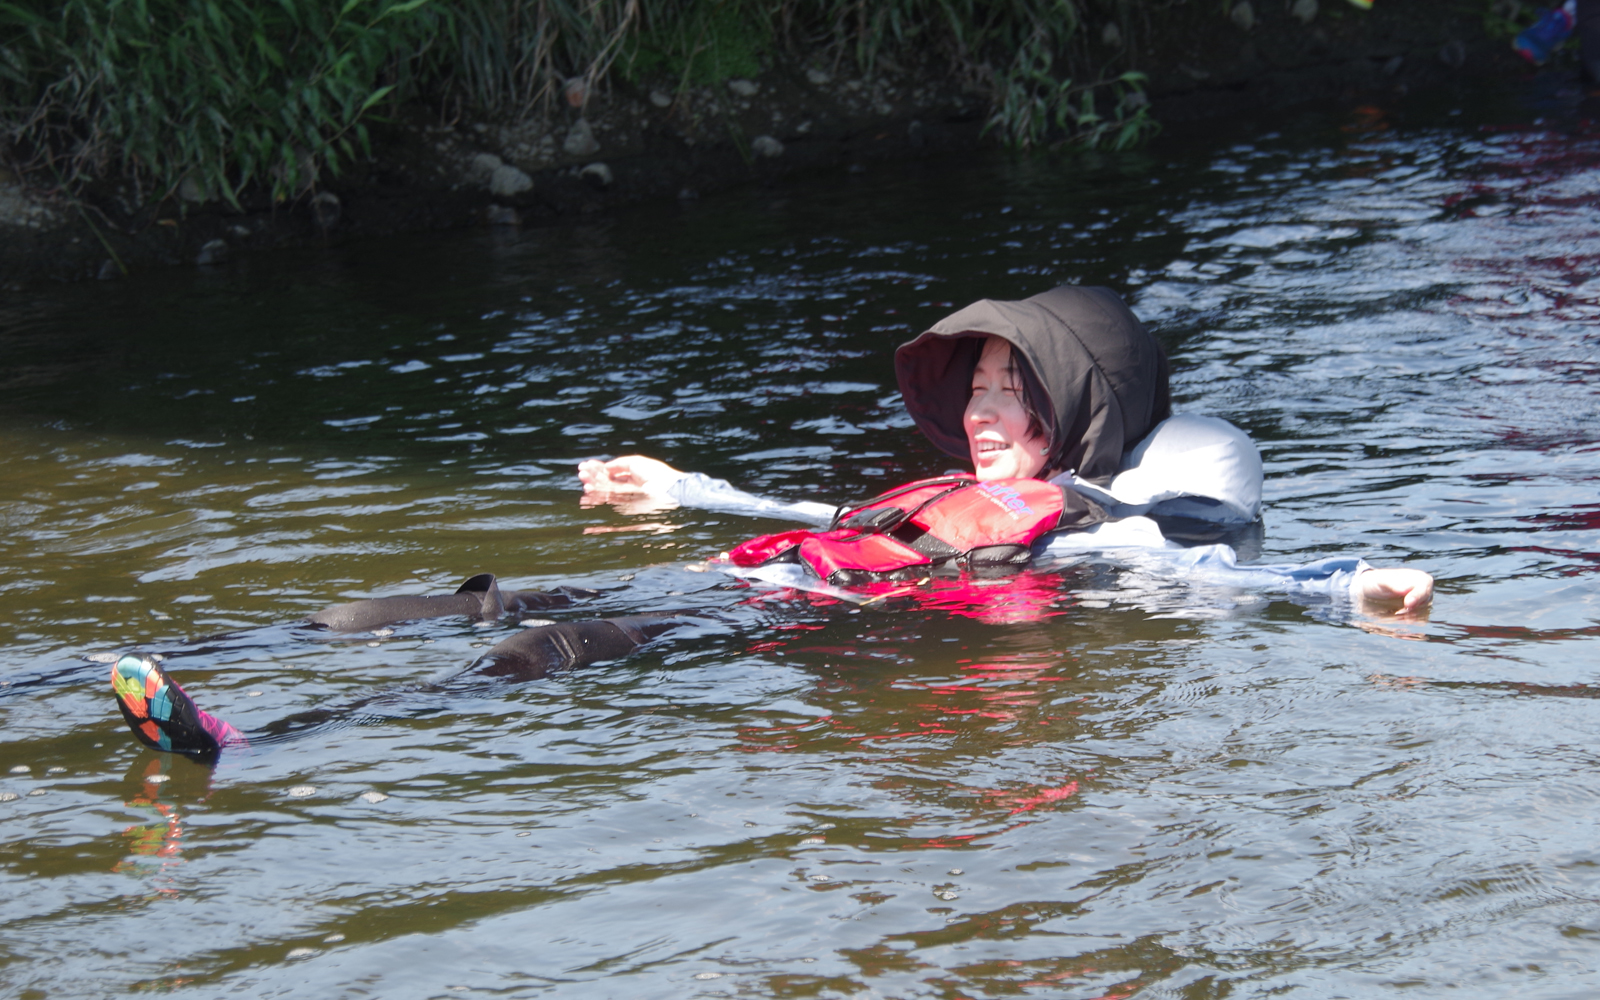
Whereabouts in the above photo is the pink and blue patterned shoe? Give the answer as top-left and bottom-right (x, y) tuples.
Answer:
(111, 654), (246, 755)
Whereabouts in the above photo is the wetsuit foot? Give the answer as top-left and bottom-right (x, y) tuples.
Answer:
(111, 654), (246, 755)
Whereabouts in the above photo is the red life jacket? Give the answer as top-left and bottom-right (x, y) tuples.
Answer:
(726, 475), (1092, 586)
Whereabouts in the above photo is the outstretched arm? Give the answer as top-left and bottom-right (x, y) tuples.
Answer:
(1040, 523), (1435, 620)
(577, 455), (835, 525)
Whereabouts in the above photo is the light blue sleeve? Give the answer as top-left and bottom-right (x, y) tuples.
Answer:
(664, 473), (836, 526)
(1036, 517), (1370, 601)
(1161, 544), (1371, 599)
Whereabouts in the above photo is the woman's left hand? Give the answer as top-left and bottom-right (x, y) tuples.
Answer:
(1355, 567), (1434, 617)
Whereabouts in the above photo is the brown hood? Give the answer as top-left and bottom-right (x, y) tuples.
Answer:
(894, 286), (1171, 485)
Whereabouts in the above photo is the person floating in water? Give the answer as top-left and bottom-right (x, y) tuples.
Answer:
(110, 286), (1433, 758)
(580, 285), (1434, 612)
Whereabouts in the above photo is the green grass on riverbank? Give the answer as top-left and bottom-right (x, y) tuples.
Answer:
(0, 0), (1152, 206)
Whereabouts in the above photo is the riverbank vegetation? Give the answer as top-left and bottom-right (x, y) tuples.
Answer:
(0, 0), (1153, 206)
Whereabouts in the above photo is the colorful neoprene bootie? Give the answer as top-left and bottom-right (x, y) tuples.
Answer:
(1515, 1), (1578, 64)
(111, 654), (246, 755)
(1345, 0), (1373, 10)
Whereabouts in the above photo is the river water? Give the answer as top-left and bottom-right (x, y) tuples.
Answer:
(2, 78), (1598, 998)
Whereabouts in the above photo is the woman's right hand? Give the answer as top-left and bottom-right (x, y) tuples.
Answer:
(577, 455), (684, 496)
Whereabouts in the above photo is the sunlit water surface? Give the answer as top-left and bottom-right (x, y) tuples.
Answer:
(2, 81), (1599, 998)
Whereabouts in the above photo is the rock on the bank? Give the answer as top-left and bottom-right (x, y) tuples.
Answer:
(468, 153), (503, 185)
(179, 175), (209, 204)
(751, 135), (784, 158)
(0, 184), (59, 230)
(580, 162), (613, 189)
(490, 164), (533, 197)
(196, 239), (229, 266)
(564, 119), (601, 157)
(465, 152), (532, 198)
(311, 191), (341, 229)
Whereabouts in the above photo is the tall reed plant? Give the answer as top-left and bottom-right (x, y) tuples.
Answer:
(782, 0), (1153, 148)
(0, 0), (451, 204)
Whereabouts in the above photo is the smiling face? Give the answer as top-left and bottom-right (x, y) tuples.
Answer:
(964, 336), (1050, 482)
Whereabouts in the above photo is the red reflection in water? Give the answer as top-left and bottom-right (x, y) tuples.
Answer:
(1520, 503), (1600, 531)
(735, 646), (1081, 759)
(112, 760), (187, 895)
(992, 780), (1080, 816)
(1508, 544), (1600, 574)
(914, 776), (1087, 847)
(863, 571), (1072, 624)
(736, 570), (1073, 625)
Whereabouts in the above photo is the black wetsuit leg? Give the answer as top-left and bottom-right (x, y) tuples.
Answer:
(468, 615), (683, 681)
(251, 614), (688, 741)
(107, 613), (690, 749)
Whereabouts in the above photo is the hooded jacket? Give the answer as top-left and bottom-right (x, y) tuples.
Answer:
(894, 285), (1172, 486)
